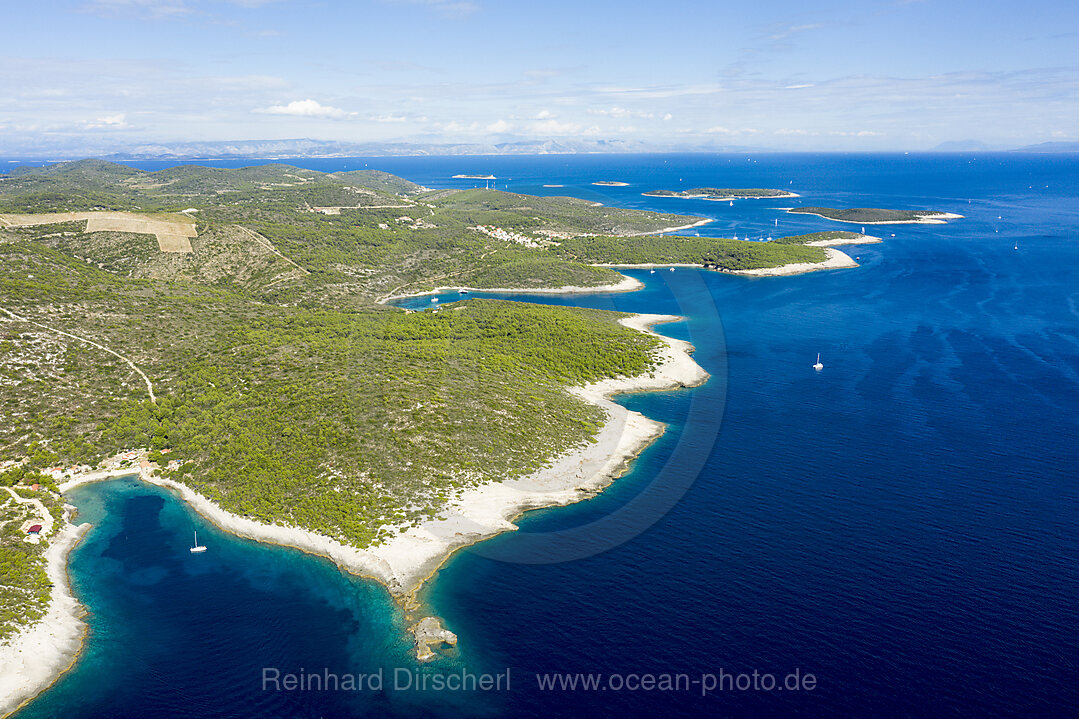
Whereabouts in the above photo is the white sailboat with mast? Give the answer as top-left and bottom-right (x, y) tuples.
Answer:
(190, 530), (207, 553)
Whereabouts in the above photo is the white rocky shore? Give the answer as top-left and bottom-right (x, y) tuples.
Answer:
(25, 312), (706, 671)
(787, 210), (964, 225)
(362, 313), (708, 600)
(729, 247), (859, 276)
(0, 517), (90, 719)
(377, 273), (643, 304)
(729, 234), (881, 277)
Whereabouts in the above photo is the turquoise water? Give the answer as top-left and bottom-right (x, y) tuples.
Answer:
(20, 477), (492, 718)
(12, 153), (1079, 717)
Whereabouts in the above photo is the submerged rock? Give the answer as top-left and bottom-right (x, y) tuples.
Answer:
(411, 616), (457, 662)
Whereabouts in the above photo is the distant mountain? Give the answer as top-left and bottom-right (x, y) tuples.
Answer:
(96, 137), (679, 160)
(931, 140), (995, 152)
(1013, 141), (1079, 153)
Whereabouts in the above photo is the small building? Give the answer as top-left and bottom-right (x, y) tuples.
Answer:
(27, 524), (42, 536)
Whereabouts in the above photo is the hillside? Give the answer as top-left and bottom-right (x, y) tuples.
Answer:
(0, 161), (846, 546)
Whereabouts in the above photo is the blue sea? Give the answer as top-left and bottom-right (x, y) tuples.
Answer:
(10, 153), (1079, 717)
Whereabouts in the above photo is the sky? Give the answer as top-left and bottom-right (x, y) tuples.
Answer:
(2, 0), (1079, 153)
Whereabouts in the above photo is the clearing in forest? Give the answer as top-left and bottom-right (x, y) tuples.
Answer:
(0, 211), (197, 252)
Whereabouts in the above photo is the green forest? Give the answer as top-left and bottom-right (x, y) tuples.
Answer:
(0, 160), (858, 632)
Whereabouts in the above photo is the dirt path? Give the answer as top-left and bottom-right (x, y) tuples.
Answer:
(3, 487), (53, 537)
(0, 306), (157, 403)
(233, 225), (311, 276)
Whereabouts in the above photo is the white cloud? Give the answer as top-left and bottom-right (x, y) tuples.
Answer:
(86, 113), (130, 129)
(784, 83), (815, 89)
(255, 99), (348, 118)
(704, 125), (736, 134)
(588, 106), (654, 119)
(436, 120), (482, 133)
(767, 23), (824, 42)
(383, 0), (478, 18)
(81, 0), (191, 18)
(486, 119), (512, 132)
(369, 114), (409, 123)
(597, 84), (723, 100)
(524, 69), (561, 82)
(82, 0), (285, 14)
(662, 113), (673, 121)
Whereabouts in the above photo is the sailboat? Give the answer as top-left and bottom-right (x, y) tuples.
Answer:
(190, 531), (207, 553)
(729, 200), (733, 206)
(813, 353), (824, 371)
(1014, 241), (1019, 251)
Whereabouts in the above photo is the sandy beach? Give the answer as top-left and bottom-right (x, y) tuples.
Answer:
(0, 520), (90, 719)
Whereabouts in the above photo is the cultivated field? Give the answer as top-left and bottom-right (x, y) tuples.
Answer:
(0, 211), (196, 252)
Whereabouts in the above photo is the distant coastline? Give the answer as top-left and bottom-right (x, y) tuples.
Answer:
(643, 188), (800, 201)
(594, 234), (880, 277)
(788, 208), (964, 225)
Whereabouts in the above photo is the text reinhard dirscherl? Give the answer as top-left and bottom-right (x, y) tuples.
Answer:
(261, 667), (817, 696)
(262, 667), (511, 693)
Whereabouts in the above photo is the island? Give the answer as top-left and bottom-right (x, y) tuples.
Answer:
(0, 160), (884, 712)
(643, 187), (800, 200)
(451, 174), (496, 180)
(562, 230), (881, 276)
(592, 181), (629, 186)
(788, 206), (963, 224)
